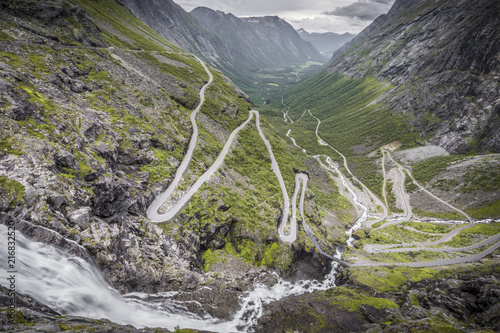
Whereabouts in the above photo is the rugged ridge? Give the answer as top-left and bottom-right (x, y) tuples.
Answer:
(329, 0), (500, 153)
(121, 0), (229, 65)
(190, 7), (324, 68)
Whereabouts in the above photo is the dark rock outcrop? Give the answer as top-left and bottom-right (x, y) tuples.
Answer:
(0, 0), (106, 47)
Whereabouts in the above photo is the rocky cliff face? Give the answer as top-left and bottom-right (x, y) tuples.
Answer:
(121, 0), (230, 66)
(0, 0), (226, 294)
(0, 0), (263, 294)
(329, 0), (500, 154)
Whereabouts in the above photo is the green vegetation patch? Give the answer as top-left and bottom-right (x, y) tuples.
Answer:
(201, 70), (252, 129)
(140, 146), (184, 184)
(310, 181), (351, 212)
(270, 70), (418, 197)
(137, 51), (205, 88)
(371, 220), (385, 229)
(19, 82), (57, 112)
(439, 223), (500, 247)
(347, 155), (385, 198)
(466, 199), (500, 219)
(404, 170), (418, 192)
(323, 286), (399, 311)
(0, 30), (14, 41)
(413, 208), (465, 220)
(400, 221), (460, 234)
(0, 176), (25, 207)
(361, 225), (441, 246)
(0, 140), (23, 156)
(411, 155), (466, 184)
(348, 266), (437, 292)
(201, 248), (226, 272)
(279, 71), (416, 154)
(460, 160), (500, 193)
(74, 0), (176, 51)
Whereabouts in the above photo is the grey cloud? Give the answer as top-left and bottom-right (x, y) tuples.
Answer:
(323, 0), (394, 21)
(176, 0), (391, 33)
(178, 0), (336, 17)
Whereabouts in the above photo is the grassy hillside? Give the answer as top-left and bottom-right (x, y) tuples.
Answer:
(264, 69), (418, 198)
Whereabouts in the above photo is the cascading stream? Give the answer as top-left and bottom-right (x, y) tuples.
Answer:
(0, 224), (237, 332)
(0, 222), (351, 332)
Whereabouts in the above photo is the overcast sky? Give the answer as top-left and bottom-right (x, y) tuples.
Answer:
(176, 0), (396, 34)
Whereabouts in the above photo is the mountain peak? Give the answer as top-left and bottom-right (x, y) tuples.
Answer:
(190, 6), (238, 20)
(190, 7), (324, 66)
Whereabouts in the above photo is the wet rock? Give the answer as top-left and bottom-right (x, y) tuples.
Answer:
(21, 188), (37, 210)
(172, 285), (241, 320)
(0, 78), (13, 90)
(47, 193), (66, 209)
(84, 172), (99, 182)
(254, 272), (279, 287)
(0, 190), (10, 212)
(91, 180), (118, 218)
(83, 122), (102, 140)
(7, 101), (37, 121)
(117, 152), (153, 165)
(256, 294), (369, 333)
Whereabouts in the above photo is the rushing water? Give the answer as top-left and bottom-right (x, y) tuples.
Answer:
(322, 157), (367, 247)
(0, 221), (354, 332)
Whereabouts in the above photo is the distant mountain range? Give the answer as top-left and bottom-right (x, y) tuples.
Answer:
(122, 0), (324, 91)
(297, 29), (355, 56)
(191, 7), (323, 68)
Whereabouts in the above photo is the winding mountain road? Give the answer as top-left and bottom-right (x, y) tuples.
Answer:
(147, 59), (499, 268)
(147, 56), (213, 222)
(146, 57), (298, 242)
(286, 109), (500, 267)
(366, 150), (477, 250)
